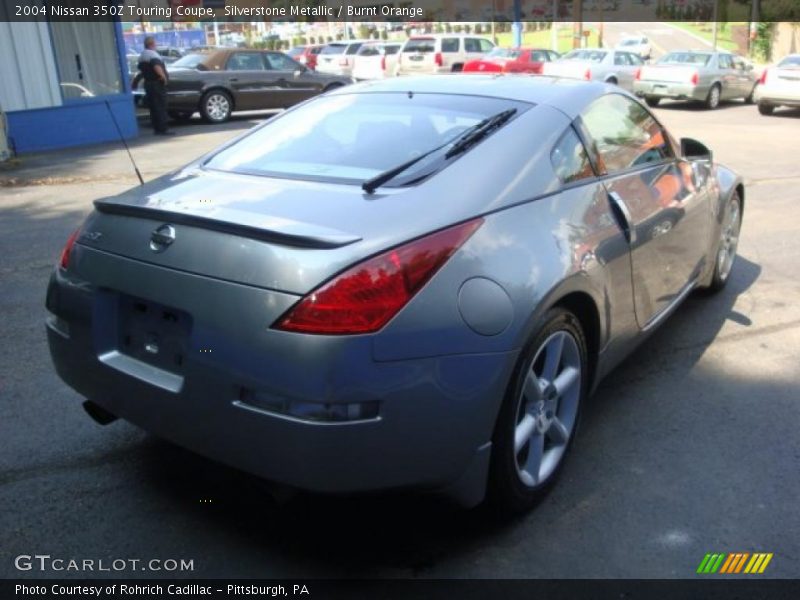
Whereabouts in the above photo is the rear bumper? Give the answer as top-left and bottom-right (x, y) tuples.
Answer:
(754, 85), (800, 106)
(633, 81), (707, 101)
(45, 260), (515, 502)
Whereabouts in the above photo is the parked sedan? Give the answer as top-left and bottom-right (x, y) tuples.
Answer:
(542, 49), (644, 91)
(47, 76), (743, 513)
(463, 47), (560, 74)
(634, 51), (757, 109)
(755, 54), (800, 115)
(162, 49), (352, 123)
(315, 40), (370, 77)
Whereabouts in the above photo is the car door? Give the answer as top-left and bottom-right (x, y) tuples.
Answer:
(731, 56), (756, 98)
(264, 52), (322, 106)
(716, 53), (739, 99)
(579, 93), (711, 327)
(224, 51), (273, 110)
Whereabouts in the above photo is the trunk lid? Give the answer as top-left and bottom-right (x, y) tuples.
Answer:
(639, 64), (698, 84)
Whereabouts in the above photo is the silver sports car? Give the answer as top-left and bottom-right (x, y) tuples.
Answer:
(47, 76), (743, 512)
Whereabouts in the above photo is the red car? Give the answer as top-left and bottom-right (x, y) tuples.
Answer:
(463, 47), (560, 75)
(287, 45), (324, 70)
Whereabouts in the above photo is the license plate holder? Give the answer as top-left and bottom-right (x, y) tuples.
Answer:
(117, 294), (192, 374)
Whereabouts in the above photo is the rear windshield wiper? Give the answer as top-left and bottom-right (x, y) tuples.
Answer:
(444, 108), (517, 159)
(361, 108), (517, 195)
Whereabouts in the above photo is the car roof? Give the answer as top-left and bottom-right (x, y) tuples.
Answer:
(329, 74), (613, 119)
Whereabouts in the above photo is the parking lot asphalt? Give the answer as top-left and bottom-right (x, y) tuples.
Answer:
(1, 101), (798, 579)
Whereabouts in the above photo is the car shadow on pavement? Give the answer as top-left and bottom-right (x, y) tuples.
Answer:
(655, 99), (754, 112)
(132, 257), (763, 576)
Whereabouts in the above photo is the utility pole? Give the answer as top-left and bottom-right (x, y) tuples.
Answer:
(573, 0), (583, 49)
(712, 0), (719, 50)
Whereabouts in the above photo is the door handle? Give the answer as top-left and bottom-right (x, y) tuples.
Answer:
(608, 191), (637, 245)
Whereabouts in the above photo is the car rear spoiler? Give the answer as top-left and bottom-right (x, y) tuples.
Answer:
(94, 200), (362, 249)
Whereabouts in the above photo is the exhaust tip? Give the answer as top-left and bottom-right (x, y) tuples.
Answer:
(82, 400), (118, 425)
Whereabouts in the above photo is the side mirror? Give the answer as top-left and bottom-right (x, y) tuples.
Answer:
(680, 137), (713, 162)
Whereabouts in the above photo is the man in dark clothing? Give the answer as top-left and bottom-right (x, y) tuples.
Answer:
(131, 37), (173, 136)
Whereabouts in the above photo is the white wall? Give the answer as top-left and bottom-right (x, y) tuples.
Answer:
(0, 22), (61, 112)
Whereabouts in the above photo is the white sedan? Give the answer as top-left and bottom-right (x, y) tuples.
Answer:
(755, 54), (800, 115)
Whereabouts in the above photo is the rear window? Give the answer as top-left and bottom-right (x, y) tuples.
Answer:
(563, 50), (607, 62)
(658, 52), (711, 66)
(404, 38), (435, 53)
(357, 44), (382, 57)
(204, 93), (529, 186)
(321, 44), (346, 55)
(487, 48), (521, 59)
(346, 43), (363, 55)
(778, 55), (800, 68)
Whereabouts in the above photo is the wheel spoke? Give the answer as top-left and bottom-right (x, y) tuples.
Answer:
(552, 365), (580, 397)
(514, 414), (536, 454)
(523, 371), (543, 403)
(523, 431), (545, 484)
(541, 333), (564, 381)
(547, 417), (569, 445)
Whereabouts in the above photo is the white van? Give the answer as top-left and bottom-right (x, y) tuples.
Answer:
(396, 34), (496, 76)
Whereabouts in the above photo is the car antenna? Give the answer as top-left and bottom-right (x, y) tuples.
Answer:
(104, 99), (144, 186)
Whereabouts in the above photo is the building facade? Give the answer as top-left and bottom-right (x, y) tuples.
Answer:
(0, 15), (137, 154)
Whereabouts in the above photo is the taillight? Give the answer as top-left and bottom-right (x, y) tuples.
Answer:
(381, 55), (386, 71)
(584, 68), (591, 80)
(634, 67), (642, 80)
(59, 228), (80, 270)
(435, 52), (443, 67)
(690, 70), (699, 86)
(759, 68), (768, 85)
(275, 219), (484, 335)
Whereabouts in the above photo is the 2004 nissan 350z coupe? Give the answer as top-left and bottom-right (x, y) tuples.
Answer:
(46, 75), (743, 512)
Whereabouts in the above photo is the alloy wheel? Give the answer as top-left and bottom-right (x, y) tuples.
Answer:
(205, 94), (231, 122)
(717, 197), (741, 282)
(513, 331), (582, 487)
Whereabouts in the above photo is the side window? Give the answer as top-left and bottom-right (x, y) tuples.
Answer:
(346, 43), (363, 55)
(580, 94), (674, 174)
(732, 57), (746, 70)
(551, 127), (595, 184)
(531, 51), (548, 62)
(614, 52), (630, 66)
(464, 38), (481, 53)
(385, 45), (401, 55)
(227, 53), (265, 71)
(718, 54), (733, 69)
(628, 53), (643, 65)
(266, 53), (300, 71)
(479, 39), (495, 53)
(441, 38), (459, 53)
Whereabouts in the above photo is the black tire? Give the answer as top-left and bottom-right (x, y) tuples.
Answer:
(705, 84), (721, 110)
(488, 308), (588, 514)
(200, 90), (232, 123)
(451, 63), (464, 73)
(168, 111), (193, 122)
(758, 102), (774, 116)
(708, 191), (742, 293)
(644, 96), (660, 107)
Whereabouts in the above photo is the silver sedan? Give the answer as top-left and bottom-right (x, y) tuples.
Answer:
(542, 48), (645, 91)
(634, 50), (758, 109)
